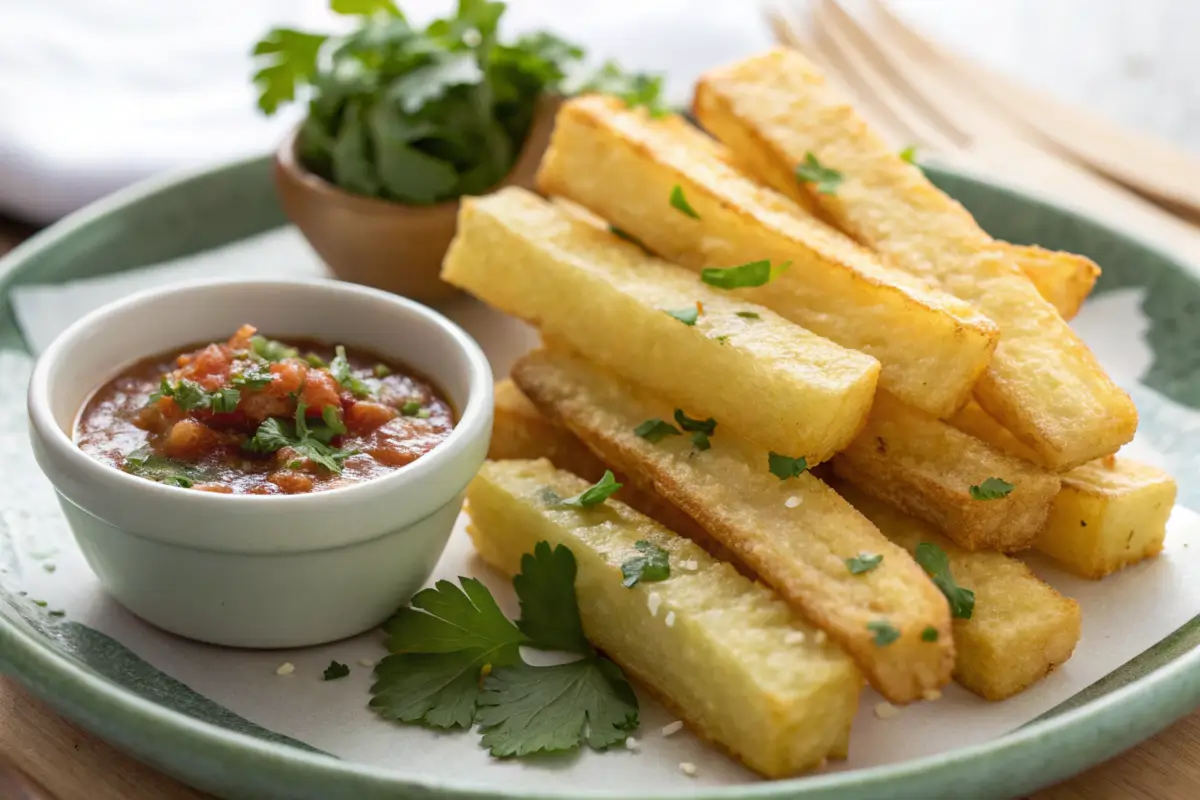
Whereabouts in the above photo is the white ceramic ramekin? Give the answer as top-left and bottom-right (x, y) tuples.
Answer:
(27, 278), (492, 648)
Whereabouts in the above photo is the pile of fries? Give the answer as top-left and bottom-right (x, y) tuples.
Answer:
(441, 48), (1178, 779)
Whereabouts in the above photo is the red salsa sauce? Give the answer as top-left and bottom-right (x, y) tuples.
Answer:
(76, 325), (455, 494)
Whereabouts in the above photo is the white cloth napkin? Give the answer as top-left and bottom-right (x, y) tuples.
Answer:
(0, 0), (770, 223)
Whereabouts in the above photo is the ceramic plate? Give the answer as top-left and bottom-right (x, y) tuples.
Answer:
(1, 157), (1199, 800)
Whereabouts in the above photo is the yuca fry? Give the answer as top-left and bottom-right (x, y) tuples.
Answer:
(442, 187), (880, 464)
(467, 459), (862, 778)
(513, 348), (953, 703)
(832, 391), (1062, 552)
(1002, 244), (1099, 321)
(1038, 458), (1177, 579)
(537, 95), (998, 417)
(947, 401), (1176, 576)
(694, 48), (1137, 470)
(491, 378), (743, 568)
(835, 481), (1082, 701)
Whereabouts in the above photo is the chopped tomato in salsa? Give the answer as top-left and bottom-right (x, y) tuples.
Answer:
(76, 325), (455, 494)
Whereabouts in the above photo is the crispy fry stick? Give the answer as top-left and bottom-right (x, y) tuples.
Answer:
(512, 348), (953, 703)
(442, 187), (880, 464)
(1002, 244), (1099, 321)
(537, 95), (998, 417)
(835, 481), (1082, 701)
(833, 391), (1061, 552)
(694, 48), (1137, 469)
(467, 459), (862, 777)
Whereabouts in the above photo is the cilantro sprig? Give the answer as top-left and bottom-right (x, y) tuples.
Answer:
(969, 477), (1014, 500)
(323, 661), (351, 681)
(669, 185), (700, 219)
(674, 409), (715, 451)
(846, 553), (883, 575)
(370, 542), (639, 756)
(795, 152), (843, 194)
(768, 452), (809, 480)
(701, 260), (790, 290)
(253, 0), (663, 205)
(868, 620), (900, 646)
(151, 378), (241, 415)
(558, 470), (623, 508)
(244, 402), (357, 474)
(634, 418), (681, 443)
(330, 345), (374, 398)
(620, 541), (670, 588)
(915, 542), (975, 619)
(122, 446), (206, 489)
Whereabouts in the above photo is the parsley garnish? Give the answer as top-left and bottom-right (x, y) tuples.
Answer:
(323, 660), (351, 681)
(669, 185), (700, 219)
(795, 152), (843, 194)
(868, 620), (900, 646)
(634, 419), (681, 443)
(370, 542), (639, 756)
(921, 626), (939, 642)
(735, 311), (761, 319)
(700, 260), (790, 289)
(915, 542), (975, 619)
(330, 345), (373, 398)
(846, 553), (883, 575)
(899, 145), (919, 164)
(768, 452), (809, 480)
(122, 446), (204, 489)
(969, 477), (1014, 500)
(253, 4), (662, 204)
(673, 410), (715, 451)
(558, 470), (622, 508)
(664, 306), (699, 326)
(620, 541), (670, 588)
(250, 335), (299, 362)
(244, 402), (356, 474)
(231, 362), (274, 390)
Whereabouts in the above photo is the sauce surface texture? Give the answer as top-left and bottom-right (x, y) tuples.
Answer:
(76, 325), (455, 494)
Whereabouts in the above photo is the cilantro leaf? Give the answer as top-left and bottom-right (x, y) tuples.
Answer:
(558, 470), (622, 509)
(572, 61), (667, 117)
(690, 431), (711, 451)
(620, 541), (670, 588)
(231, 362), (274, 390)
(669, 185), (700, 220)
(513, 542), (591, 654)
(321, 405), (348, 436)
(868, 620), (900, 646)
(969, 477), (1014, 500)
(921, 626), (939, 642)
(244, 417), (295, 454)
(673, 409), (716, 436)
(477, 658), (638, 756)
(331, 0), (402, 16)
(915, 542), (975, 619)
(386, 577), (527, 655)
(244, 403), (356, 473)
(371, 650), (496, 729)
(899, 145), (919, 164)
(700, 260), (789, 289)
(795, 152), (843, 194)
(634, 418), (681, 443)
(210, 387), (241, 414)
(664, 306), (699, 326)
(330, 345), (374, 398)
(250, 335), (299, 362)
(846, 553), (883, 575)
(323, 661), (351, 680)
(373, 363), (392, 378)
(122, 446), (204, 489)
(736, 310), (761, 319)
(251, 28), (329, 115)
(401, 400), (422, 415)
(768, 452), (808, 480)
(609, 225), (645, 248)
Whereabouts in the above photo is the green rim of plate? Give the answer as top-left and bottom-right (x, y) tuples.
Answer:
(1, 155), (1199, 800)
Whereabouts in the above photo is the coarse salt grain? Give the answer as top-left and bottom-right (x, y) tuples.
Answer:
(784, 631), (806, 645)
(358, 658), (376, 668)
(682, 559), (699, 571)
(625, 737), (639, 751)
(661, 720), (684, 737)
(665, 611), (676, 628)
(874, 701), (901, 720)
(275, 662), (295, 676)
(923, 689), (942, 702)
(784, 495), (802, 508)
(648, 592), (662, 617)
(679, 762), (697, 777)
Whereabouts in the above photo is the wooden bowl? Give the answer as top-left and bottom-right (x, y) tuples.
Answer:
(273, 98), (559, 302)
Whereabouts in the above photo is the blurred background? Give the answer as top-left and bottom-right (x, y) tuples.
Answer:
(1, 0), (1198, 225)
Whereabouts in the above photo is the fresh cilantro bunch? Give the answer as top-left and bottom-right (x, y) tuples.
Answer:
(369, 541), (639, 756)
(253, 0), (664, 204)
